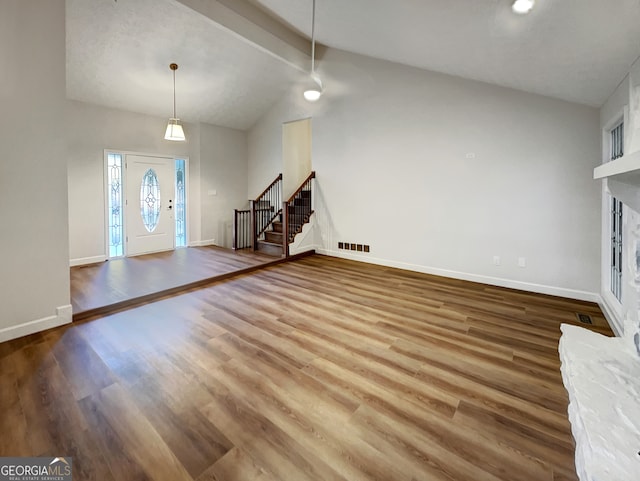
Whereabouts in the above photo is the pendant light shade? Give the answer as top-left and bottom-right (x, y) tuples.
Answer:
(303, 74), (323, 102)
(165, 118), (185, 141)
(512, 0), (534, 14)
(165, 63), (186, 141)
(303, 86), (322, 102)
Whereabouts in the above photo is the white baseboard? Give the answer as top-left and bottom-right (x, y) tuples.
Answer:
(291, 244), (322, 256)
(189, 239), (216, 247)
(0, 304), (73, 343)
(70, 255), (106, 267)
(597, 294), (623, 336)
(316, 249), (599, 303)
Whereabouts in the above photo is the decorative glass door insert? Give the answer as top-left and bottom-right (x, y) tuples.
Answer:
(107, 153), (124, 257)
(140, 168), (161, 233)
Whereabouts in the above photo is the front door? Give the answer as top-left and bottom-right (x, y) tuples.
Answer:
(126, 154), (175, 256)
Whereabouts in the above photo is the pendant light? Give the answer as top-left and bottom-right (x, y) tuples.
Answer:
(512, 0), (534, 14)
(164, 63), (186, 141)
(303, 0), (323, 102)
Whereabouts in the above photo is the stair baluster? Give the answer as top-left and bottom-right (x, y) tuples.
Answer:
(232, 208), (251, 250)
(251, 173), (282, 251)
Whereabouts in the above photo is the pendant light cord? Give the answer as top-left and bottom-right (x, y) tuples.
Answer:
(173, 68), (177, 118)
(311, 0), (316, 75)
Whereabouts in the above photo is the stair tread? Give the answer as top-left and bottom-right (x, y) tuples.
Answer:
(258, 240), (283, 246)
(257, 240), (284, 258)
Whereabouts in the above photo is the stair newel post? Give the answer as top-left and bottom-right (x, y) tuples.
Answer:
(282, 201), (290, 258)
(278, 175), (283, 223)
(310, 174), (315, 215)
(250, 199), (257, 251)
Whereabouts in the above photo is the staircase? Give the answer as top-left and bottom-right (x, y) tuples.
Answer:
(258, 214), (285, 256)
(259, 187), (314, 255)
(233, 172), (315, 257)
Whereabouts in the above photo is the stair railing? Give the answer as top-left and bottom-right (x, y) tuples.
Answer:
(251, 173), (282, 250)
(232, 208), (251, 250)
(282, 171), (315, 257)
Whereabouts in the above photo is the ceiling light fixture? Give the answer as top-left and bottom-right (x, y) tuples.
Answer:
(512, 0), (534, 14)
(303, 0), (323, 102)
(164, 63), (186, 141)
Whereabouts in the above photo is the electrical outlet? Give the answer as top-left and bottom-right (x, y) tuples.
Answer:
(493, 256), (501, 266)
(518, 257), (526, 268)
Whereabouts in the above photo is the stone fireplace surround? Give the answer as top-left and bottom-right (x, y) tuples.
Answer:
(559, 321), (640, 480)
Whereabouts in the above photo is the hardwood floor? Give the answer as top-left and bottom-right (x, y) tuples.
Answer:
(70, 246), (284, 320)
(2, 255), (611, 480)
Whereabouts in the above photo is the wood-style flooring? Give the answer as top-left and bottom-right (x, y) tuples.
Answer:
(70, 246), (282, 320)
(2, 255), (612, 481)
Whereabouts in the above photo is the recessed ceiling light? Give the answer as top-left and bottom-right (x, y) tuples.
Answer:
(512, 0), (534, 14)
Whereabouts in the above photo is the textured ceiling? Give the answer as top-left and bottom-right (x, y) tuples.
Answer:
(66, 0), (640, 131)
(66, 0), (303, 130)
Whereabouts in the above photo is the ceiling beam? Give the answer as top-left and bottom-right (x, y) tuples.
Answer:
(175, 0), (311, 72)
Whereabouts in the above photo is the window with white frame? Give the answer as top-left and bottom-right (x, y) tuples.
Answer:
(610, 196), (623, 302)
(610, 120), (624, 161)
(608, 120), (624, 302)
(107, 153), (124, 257)
(175, 158), (187, 247)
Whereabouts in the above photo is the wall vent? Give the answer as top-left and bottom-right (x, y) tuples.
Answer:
(576, 313), (593, 325)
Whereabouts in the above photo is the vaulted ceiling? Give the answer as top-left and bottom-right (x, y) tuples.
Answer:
(66, 0), (640, 130)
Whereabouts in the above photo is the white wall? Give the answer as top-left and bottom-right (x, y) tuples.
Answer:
(248, 94), (311, 197)
(199, 123), (248, 248)
(0, 0), (72, 341)
(67, 101), (248, 262)
(282, 118), (312, 199)
(249, 48), (602, 300)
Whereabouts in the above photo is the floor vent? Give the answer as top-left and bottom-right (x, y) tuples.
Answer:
(576, 313), (593, 325)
